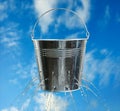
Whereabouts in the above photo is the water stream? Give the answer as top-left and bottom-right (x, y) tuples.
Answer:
(8, 76), (110, 111)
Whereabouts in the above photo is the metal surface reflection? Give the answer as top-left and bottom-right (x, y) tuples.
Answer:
(33, 39), (87, 91)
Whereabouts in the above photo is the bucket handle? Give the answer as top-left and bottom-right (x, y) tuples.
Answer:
(31, 8), (89, 40)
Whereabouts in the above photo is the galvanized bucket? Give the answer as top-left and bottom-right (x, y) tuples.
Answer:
(32, 8), (89, 92)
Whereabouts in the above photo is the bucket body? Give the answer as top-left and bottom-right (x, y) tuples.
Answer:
(33, 39), (87, 92)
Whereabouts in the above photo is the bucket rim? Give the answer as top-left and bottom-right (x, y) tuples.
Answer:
(32, 38), (88, 41)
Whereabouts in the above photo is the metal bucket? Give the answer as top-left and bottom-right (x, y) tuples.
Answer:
(32, 8), (89, 92)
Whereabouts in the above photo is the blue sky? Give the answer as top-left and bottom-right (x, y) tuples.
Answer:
(0, 0), (120, 111)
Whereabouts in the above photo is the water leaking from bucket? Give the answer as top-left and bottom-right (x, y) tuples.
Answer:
(8, 76), (111, 111)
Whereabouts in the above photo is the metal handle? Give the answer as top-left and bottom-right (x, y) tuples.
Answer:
(31, 8), (89, 40)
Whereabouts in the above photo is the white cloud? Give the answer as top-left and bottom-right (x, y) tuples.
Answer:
(58, 0), (91, 23)
(34, 0), (56, 14)
(9, 58), (38, 89)
(90, 99), (98, 108)
(0, 13), (8, 21)
(1, 92), (68, 111)
(104, 5), (110, 25)
(33, 0), (57, 33)
(0, 1), (8, 21)
(1, 36), (19, 48)
(100, 49), (110, 55)
(34, 93), (68, 111)
(14, 63), (30, 79)
(7, 0), (16, 11)
(0, 22), (21, 57)
(83, 49), (120, 87)
(0, 0), (33, 22)
(9, 78), (18, 85)
(98, 5), (110, 28)
(0, 2), (7, 10)
(20, 99), (31, 111)
(0, 0), (16, 21)
(1, 107), (18, 111)
(56, 11), (84, 30)
(21, 1), (33, 10)
(66, 32), (80, 39)
(1, 99), (30, 111)
(33, 0), (91, 36)
(30, 60), (38, 78)
(76, 0), (90, 23)
(12, 58), (38, 79)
